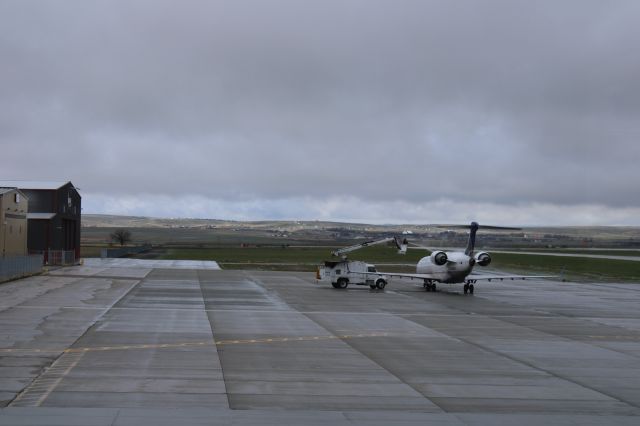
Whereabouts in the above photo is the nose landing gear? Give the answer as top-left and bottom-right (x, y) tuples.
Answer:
(463, 281), (475, 295)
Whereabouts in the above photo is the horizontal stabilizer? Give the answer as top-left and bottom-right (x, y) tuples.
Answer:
(435, 224), (521, 231)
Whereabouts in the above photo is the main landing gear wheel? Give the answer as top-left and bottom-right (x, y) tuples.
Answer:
(469, 284), (474, 294)
(463, 283), (469, 294)
(375, 279), (387, 290)
(424, 282), (436, 292)
(336, 278), (348, 289)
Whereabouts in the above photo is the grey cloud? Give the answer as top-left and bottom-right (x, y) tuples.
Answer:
(1, 0), (639, 221)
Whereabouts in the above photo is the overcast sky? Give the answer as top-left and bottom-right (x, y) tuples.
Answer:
(1, 0), (639, 225)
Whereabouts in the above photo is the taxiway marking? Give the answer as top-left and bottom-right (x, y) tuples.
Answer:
(62, 332), (392, 353)
(10, 351), (85, 407)
(1, 332), (393, 357)
(3, 330), (640, 357)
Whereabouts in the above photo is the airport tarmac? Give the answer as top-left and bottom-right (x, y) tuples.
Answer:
(0, 260), (639, 425)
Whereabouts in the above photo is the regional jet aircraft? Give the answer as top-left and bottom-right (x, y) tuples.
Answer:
(372, 222), (552, 294)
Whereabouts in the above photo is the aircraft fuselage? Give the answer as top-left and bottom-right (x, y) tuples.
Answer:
(416, 251), (475, 283)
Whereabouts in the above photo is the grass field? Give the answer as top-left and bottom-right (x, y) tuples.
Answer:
(80, 246), (104, 257)
(80, 235), (640, 282)
(508, 249), (640, 257)
(490, 252), (640, 282)
(119, 245), (640, 282)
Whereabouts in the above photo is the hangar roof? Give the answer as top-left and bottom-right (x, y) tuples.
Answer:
(0, 187), (28, 197)
(0, 181), (72, 190)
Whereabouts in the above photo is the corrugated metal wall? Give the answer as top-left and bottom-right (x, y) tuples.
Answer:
(0, 254), (44, 282)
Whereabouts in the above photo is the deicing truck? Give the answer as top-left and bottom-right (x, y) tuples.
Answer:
(316, 237), (407, 290)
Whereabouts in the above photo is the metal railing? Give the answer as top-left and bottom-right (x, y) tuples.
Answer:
(0, 254), (44, 283)
(47, 250), (76, 266)
(28, 250), (77, 266)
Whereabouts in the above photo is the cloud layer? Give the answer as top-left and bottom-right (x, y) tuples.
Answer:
(2, 1), (639, 224)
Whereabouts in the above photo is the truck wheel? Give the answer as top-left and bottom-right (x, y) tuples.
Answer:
(337, 278), (348, 289)
(376, 279), (386, 290)
(369, 284), (377, 289)
(331, 282), (340, 289)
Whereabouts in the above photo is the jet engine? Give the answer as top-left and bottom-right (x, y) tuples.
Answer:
(474, 252), (491, 266)
(430, 251), (448, 266)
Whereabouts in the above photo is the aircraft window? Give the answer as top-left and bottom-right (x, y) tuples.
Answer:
(335, 269), (341, 274)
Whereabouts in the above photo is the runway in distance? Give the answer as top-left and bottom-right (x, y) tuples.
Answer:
(370, 222), (553, 294)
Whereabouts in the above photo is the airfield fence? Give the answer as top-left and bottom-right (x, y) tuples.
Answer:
(101, 245), (152, 259)
(48, 250), (76, 266)
(0, 254), (44, 283)
(28, 250), (77, 266)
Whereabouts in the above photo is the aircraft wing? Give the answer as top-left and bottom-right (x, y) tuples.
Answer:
(364, 271), (555, 282)
(466, 274), (556, 282)
(363, 272), (438, 280)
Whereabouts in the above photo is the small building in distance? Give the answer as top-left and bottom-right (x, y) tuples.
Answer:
(0, 181), (81, 262)
(0, 187), (29, 257)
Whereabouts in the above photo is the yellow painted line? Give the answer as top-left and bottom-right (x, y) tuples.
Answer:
(64, 332), (390, 352)
(8, 332), (640, 358)
(0, 348), (61, 354)
(2, 332), (393, 357)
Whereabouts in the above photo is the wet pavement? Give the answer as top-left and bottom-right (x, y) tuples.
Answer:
(0, 261), (639, 424)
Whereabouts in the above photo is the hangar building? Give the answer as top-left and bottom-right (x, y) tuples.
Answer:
(0, 181), (81, 262)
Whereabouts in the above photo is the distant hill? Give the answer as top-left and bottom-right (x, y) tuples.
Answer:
(82, 214), (429, 232)
(81, 214), (639, 237)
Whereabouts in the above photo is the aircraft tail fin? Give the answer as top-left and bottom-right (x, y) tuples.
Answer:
(465, 222), (479, 256)
(394, 237), (408, 254)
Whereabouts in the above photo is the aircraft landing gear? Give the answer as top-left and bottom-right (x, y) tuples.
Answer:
(423, 280), (436, 292)
(464, 282), (475, 295)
